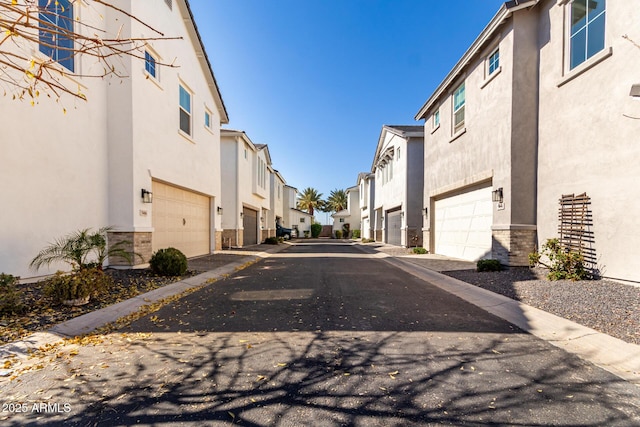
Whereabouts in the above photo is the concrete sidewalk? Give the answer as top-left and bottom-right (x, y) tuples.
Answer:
(356, 241), (640, 386)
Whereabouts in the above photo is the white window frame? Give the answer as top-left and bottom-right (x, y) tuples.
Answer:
(179, 83), (193, 137)
(452, 82), (465, 134)
(488, 48), (500, 75)
(204, 107), (213, 132)
(566, 0), (606, 71)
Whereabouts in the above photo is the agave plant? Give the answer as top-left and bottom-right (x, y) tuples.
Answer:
(30, 227), (139, 272)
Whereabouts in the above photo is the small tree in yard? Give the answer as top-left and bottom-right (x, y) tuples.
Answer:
(30, 227), (140, 272)
(529, 238), (588, 281)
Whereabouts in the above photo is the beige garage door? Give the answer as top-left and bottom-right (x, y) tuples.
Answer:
(152, 181), (210, 258)
(434, 185), (493, 261)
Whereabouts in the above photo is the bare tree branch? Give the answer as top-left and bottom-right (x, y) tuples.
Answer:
(0, 0), (181, 103)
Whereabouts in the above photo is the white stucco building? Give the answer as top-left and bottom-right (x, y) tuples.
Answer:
(283, 185), (312, 237)
(0, 0), (228, 278)
(357, 173), (376, 240)
(331, 186), (361, 237)
(371, 126), (425, 247)
(220, 130), (272, 247)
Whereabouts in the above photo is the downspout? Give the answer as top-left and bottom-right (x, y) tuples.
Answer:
(235, 136), (241, 247)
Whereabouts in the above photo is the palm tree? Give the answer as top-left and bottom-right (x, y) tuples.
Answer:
(297, 187), (324, 216)
(326, 188), (348, 213)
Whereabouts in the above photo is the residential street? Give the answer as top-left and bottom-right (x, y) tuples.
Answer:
(2, 242), (639, 426)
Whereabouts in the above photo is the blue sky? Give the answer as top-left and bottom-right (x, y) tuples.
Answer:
(189, 0), (506, 205)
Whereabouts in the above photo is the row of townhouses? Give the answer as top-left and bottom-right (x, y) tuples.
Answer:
(1, 0), (310, 280)
(336, 0), (640, 284)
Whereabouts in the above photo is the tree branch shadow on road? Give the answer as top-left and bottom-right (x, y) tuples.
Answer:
(2, 242), (639, 426)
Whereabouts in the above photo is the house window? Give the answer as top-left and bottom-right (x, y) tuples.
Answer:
(204, 110), (211, 129)
(569, 0), (606, 70)
(339, 218), (345, 223)
(300, 218), (305, 223)
(145, 51), (157, 78)
(488, 49), (500, 75)
(39, 0), (74, 72)
(165, 0), (172, 9)
(179, 84), (192, 136)
(453, 82), (465, 133)
(397, 147), (401, 160)
(433, 110), (440, 128)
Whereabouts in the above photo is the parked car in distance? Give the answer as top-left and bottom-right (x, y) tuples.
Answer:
(276, 224), (292, 240)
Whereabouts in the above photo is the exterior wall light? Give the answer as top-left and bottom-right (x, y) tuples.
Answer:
(630, 84), (640, 97)
(424, 207), (428, 216)
(492, 187), (504, 203)
(141, 189), (153, 203)
(217, 206), (223, 214)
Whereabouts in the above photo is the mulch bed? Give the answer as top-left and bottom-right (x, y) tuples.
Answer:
(0, 269), (196, 346)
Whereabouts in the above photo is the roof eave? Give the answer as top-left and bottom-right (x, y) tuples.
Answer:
(415, 2), (525, 120)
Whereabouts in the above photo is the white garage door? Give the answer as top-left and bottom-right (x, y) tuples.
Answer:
(152, 181), (210, 258)
(386, 210), (402, 246)
(434, 185), (492, 261)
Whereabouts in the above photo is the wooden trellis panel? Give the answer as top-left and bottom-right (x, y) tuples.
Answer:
(558, 193), (596, 268)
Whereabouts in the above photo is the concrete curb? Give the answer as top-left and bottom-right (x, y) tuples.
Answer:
(360, 248), (640, 386)
(0, 243), (290, 364)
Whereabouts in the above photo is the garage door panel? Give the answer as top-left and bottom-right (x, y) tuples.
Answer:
(152, 181), (210, 258)
(435, 185), (492, 261)
(243, 207), (258, 245)
(386, 211), (402, 246)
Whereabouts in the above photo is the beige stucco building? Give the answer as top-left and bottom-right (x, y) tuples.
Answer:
(416, 0), (640, 282)
(0, 0), (228, 278)
(331, 186), (361, 237)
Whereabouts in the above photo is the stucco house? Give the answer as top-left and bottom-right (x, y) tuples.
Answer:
(283, 185), (313, 237)
(371, 125), (425, 247)
(331, 186), (361, 237)
(415, 0), (640, 282)
(267, 169), (287, 237)
(357, 173), (376, 240)
(220, 130), (273, 247)
(0, 0), (228, 279)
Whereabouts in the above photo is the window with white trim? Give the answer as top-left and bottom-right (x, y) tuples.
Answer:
(453, 82), (465, 134)
(145, 50), (157, 79)
(179, 84), (192, 136)
(39, 0), (74, 72)
(568, 0), (606, 70)
(204, 109), (212, 130)
(433, 109), (440, 129)
(488, 48), (500, 75)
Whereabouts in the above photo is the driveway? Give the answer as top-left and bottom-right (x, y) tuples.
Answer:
(2, 241), (639, 426)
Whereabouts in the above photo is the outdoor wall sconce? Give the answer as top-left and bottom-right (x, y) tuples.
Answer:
(141, 189), (153, 203)
(240, 212), (243, 218)
(424, 207), (428, 216)
(492, 187), (504, 203)
(217, 206), (223, 214)
(630, 84), (640, 97)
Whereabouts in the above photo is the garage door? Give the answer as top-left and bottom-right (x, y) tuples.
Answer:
(242, 207), (258, 245)
(434, 185), (492, 261)
(152, 181), (210, 258)
(386, 210), (402, 246)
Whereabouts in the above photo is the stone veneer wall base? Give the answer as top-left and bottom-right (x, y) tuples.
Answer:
(492, 228), (537, 267)
(108, 231), (152, 266)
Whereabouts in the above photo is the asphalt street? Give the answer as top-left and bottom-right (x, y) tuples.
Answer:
(2, 242), (639, 426)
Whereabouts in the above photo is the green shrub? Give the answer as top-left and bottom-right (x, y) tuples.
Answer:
(412, 247), (428, 254)
(361, 238), (375, 243)
(477, 259), (502, 272)
(45, 268), (113, 305)
(335, 230), (343, 239)
(352, 230), (361, 239)
(150, 247), (188, 277)
(264, 236), (279, 245)
(0, 273), (26, 316)
(529, 238), (587, 281)
(311, 223), (322, 238)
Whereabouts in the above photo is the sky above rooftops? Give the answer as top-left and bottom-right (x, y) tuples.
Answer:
(189, 0), (506, 220)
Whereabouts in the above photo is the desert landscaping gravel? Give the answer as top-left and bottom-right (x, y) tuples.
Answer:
(444, 267), (640, 345)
